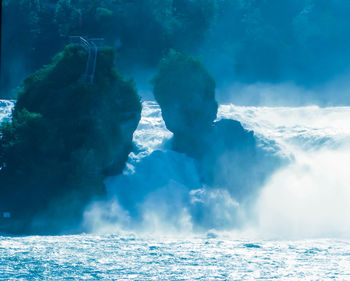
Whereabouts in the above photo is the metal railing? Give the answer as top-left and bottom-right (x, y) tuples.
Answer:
(69, 36), (104, 84)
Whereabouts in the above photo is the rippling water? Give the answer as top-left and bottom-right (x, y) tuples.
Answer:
(1, 235), (350, 280)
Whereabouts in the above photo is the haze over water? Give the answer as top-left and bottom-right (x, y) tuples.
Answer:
(2, 99), (350, 279)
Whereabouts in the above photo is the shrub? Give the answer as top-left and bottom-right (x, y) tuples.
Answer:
(0, 44), (141, 233)
(152, 50), (217, 136)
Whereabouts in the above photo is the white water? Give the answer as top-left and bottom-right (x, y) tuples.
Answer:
(84, 101), (350, 239)
(1, 235), (350, 280)
(2, 100), (350, 279)
(2, 100), (350, 239)
(219, 105), (350, 239)
(0, 100), (14, 124)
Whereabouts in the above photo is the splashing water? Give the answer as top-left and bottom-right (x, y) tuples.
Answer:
(0, 100), (14, 124)
(85, 101), (350, 239)
(1, 100), (350, 238)
(219, 105), (350, 239)
(1, 100), (350, 279)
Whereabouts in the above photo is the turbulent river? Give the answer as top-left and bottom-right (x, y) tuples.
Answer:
(1, 100), (350, 279)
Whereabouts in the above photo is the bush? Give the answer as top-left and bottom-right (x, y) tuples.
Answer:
(0, 44), (142, 233)
(152, 51), (217, 137)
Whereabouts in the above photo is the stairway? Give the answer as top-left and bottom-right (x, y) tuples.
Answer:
(69, 36), (104, 84)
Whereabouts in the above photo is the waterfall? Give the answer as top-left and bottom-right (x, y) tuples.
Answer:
(2, 100), (350, 238)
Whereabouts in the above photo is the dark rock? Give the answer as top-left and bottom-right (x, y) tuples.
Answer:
(153, 51), (281, 203)
(200, 119), (280, 201)
(0, 45), (141, 233)
(152, 50), (217, 139)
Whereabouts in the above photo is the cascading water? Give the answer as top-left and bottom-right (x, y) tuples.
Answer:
(84, 101), (350, 239)
(3, 99), (350, 238)
(0, 100), (14, 124)
(1, 100), (350, 279)
(2, 99), (350, 239)
(220, 105), (350, 239)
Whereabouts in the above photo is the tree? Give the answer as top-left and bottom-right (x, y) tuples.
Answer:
(152, 51), (217, 138)
(0, 44), (142, 233)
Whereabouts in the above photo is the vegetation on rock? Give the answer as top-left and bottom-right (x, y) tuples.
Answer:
(152, 51), (217, 147)
(1, 0), (217, 95)
(0, 45), (141, 233)
(152, 52), (280, 205)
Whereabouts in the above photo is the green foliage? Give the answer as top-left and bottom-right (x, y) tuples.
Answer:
(55, 0), (81, 37)
(4, 0), (350, 94)
(171, 0), (217, 50)
(205, 0), (350, 83)
(1, 0), (218, 95)
(152, 51), (217, 135)
(0, 109), (44, 173)
(0, 45), (141, 227)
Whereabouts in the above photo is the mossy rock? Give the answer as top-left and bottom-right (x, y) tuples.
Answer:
(152, 51), (217, 137)
(0, 44), (141, 233)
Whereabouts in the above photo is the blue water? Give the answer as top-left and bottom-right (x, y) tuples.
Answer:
(1, 235), (350, 280)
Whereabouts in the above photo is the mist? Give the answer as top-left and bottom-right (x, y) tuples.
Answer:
(1, 0), (350, 240)
(79, 101), (350, 240)
(3, 3), (350, 280)
(200, 0), (350, 89)
(256, 147), (350, 239)
(3, 0), (350, 103)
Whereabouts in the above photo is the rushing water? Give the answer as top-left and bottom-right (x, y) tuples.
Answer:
(1, 100), (350, 279)
(0, 235), (350, 280)
(0, 100), (14, 124)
